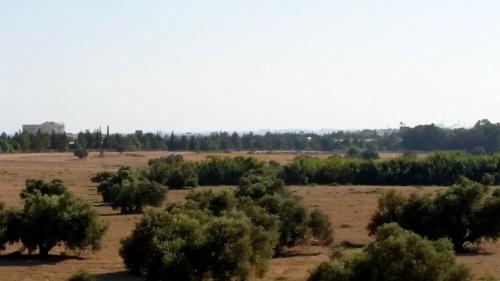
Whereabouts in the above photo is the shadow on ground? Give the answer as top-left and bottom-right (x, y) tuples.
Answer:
(96, 271), (142, 281)
(0, 251), (84, 267)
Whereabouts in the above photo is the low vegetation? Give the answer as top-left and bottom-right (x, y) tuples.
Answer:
(73, 149), (89, 159)
(308, 223), (471, 281)
(67, 271), (97, 281)
(368, 179), (500, 251)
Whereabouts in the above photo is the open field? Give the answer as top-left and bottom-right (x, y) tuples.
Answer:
(0, 152), (498, 280)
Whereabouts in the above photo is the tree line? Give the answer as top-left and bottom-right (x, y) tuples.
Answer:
(141, 152), (500, 189)
(282, 152), (500, 186)
(2, 119), (500, 153)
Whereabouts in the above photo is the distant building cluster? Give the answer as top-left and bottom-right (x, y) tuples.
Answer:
(22, 121), (65, 135)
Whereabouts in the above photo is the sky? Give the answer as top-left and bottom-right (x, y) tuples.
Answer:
(1, 1), (500, 134)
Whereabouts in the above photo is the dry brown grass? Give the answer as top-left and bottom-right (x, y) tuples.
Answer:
(0, 152), (497, 280)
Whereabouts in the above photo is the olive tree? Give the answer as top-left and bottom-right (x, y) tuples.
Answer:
(368, 180), (500, 251)
(20, 192), (107, 256)
(120, 205), (278, 281)
(0, 179), (107, 257)
(308, 223), (471, 281)
(96, 167), (167, 213)
(236, 173), (334, 251)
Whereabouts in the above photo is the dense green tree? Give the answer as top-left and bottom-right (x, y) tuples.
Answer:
(19, 191), (107, 256)
(96, 167), (167, 213)
(308, 223), (471, 281)
(368, 180), (500, 251)
(20, 179), (68, 199)
(120, 203), (278, 281)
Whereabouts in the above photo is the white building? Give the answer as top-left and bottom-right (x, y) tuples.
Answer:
(22, 122), (65, 135)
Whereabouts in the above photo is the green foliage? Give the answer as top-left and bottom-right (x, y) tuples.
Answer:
(20, 191), (107, 256)
(360, 150), (379, 160)
(148, 155), (198, 189)
(96, 167), (167, 213)
(196, 156), (267, 186)
(148, 155), (267, 188)
(368, 180), (500, 251)
(0, 180), (107, 256)
(344, 148), (360, 159)
(3, 119), (500, 153)
(308, 223), (471, 281)
(121, 174), (333, 280)
(283, 152), (500, 186)
(73, 149), (89, 159)
(67, 271), (97, 281)
(120, 201), (278, 280)
(236, 173), (333, 251)
(0, 203), (22, 250)
(90, 171), (114, 183)
(20, 179), (68, 199)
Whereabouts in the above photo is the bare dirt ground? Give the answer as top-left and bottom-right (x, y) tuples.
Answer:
(0, 152), (497, 281)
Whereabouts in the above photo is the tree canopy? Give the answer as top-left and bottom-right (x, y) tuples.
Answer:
(308, 223), (471, 281)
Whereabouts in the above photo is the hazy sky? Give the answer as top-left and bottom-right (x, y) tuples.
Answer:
(1, 1), (500, 133)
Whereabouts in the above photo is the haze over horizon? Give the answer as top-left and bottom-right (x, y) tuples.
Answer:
(1, 1), (500, 134)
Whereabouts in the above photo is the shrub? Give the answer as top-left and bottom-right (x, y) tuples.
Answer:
(236, 174), (333, 251)
(121, 174), (333, 280)
(481, 173), (496, 186)
(196, 156), (267, 186)
(282, 152), (500, 186)
(19, 191), (107, 256)
(97, 167), (167, 213)
(368, 180), (500, 251)
(344, 148), (360, 158)
(67, 271), (97, 281)
(73, 149), (88, 159)
(308, 223), (471, 281)
(20, 179), (68, 199)
(120, 204), (278, 280)
(0, 203), (21, 250)
(0, 180), (107, 257)
(148, 155), (198, 188)
(360, 150), (379, 160)
(90, 171), (114, 183)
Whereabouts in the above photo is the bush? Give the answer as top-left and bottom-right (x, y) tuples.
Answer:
(67, 271), (97, 281)
(0, 180), (107, 256)
(121, 174), (333, 280)
(282, 152), (500, 186)
(0, 203), (21, 250)
(148, 155), (198, 189)
(360, 150), (379, 160)
(20, 179), (68, 199)
(96, 167), (167, 213)
(308, 223), (471, 281)
(344, 148), (360, 158)
(73, 149), (89, 159)
(236, 173), (333, 251)
(120, 204), (278, 280)
(90, 171), (114, 183)
(20, 191), (107, 256)
(368, 180), (500, 251)
(196, 156), (267, 186)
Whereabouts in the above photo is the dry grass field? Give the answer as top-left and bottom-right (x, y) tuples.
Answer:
(0, 152), (498, 281)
